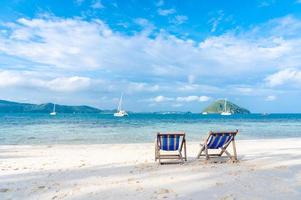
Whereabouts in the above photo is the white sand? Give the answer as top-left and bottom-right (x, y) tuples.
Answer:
(1, 138), (301, 200)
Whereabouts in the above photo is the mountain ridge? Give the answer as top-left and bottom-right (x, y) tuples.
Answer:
(0, 100), (114, 113)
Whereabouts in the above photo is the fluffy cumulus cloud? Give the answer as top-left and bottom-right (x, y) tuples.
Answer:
(265, 68), (301, 87)
(149, 95), (210, 103)
(46, 76), (91, 92)
(0, 18), (111, 70)
(150, 95), (173, 103)
(1, 16), (301, 81)
(176, 95), (211, 102)
(158, 8), (176, 16)
(0, 70), (91, 92)
(0, 70), (24, 88)
(170, 15), (188, 25)
(1, 15), (301, 110)
(127, 82), (160, 93)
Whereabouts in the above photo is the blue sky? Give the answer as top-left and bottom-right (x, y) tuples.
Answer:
(1, 0), (301, 112)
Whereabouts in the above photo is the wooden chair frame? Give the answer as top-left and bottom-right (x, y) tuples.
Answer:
(197, 130), (238, 162)
(155, 132), (187, 164)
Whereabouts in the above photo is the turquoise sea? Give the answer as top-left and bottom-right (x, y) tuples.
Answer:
(0, 113), (301, 145)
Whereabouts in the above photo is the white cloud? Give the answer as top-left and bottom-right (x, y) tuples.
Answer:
(0, 70), (24, 87)
(150, 95), (173, 103)
(133, 18), (155, 33)
(46, 76), (91, 92)
(1, 16), (300, 82)
(208, 10), (224, 32)
(265, 68), (301, 87)
(1, 15), (301, 110)
(127, 82), (160, 92)
(0, 18), (111, 70)
(199, 96), (211, 102)
(91, 0), (104, 9)
(148, 95), (210, 104)
(176, 96), (199, 102)
(170, 15), (188, 25)
(253, 15), (301, 38)
(265, 95), (277, 101)
(0, 70), (91, 92)
(227, 84), (284, 97)
(177, 84), (221, 94)
(200, 36), (289, 64)
(158, 8), (176, 16)
(176, 95), (211, 102)
(235, 87), (254, 94)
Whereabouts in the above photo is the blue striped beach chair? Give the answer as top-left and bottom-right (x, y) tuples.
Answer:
(197, 130), (238, 162)
(155, 132), (187, 164)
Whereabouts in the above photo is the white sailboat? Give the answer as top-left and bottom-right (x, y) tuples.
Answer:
(50, 103), (57, 116)
(221, 99), (231, 116)
(114, 94), (128, 117)
(202, 112), (208, 115)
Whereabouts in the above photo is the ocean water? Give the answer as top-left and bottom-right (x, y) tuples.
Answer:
(0, 113), (301, 145)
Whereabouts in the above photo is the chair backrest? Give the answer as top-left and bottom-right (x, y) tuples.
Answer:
(206, 130), (238, 149)
(157, 133), (185, 151)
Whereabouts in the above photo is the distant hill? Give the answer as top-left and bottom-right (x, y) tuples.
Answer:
(202, 99), (250, 114)
(0, 100), (113, 113)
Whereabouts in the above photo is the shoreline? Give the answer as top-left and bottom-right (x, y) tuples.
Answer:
(2, 136), (301, 146)
(1, 138), (301, 199)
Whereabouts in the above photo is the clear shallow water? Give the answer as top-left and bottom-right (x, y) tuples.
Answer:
(0, 113), (301, 145)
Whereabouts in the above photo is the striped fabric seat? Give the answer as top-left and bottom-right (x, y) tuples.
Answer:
(160, 134), (180, 151)
(206, 133), (234, 149)
(155, 132), (187, 164)
(197, 130), (238, 162)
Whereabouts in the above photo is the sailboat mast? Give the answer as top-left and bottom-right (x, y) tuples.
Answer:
(224, 99), (227, 112)
(53, 104), (56, 112)
(117, 94), (123, 111)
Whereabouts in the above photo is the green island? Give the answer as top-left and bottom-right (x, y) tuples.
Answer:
(202, 99), (251, 114)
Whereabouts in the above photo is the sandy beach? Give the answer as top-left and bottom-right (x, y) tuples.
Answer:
(1, 138), (301, 200)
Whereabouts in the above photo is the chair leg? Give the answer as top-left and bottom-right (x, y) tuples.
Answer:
(219, 147), (227, 157)
(224, 149), (232, 158)
(155, 140), (159, 161)
(205, 144), (209, 160)
(232, 139), (238, 161)
(156, 145), (161, 164)
(184, 140), (187, 161)
(197, 145), (205, 159)
(179, 152), (184, 163)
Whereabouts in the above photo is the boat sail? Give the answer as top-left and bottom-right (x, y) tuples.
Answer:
(114, 94), (128, 117)
(221, 99), (231, 116)
(50, 103), (57, 116)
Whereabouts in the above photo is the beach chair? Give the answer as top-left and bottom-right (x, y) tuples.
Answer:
(155, 132), (187, 164)
(197, 130), (238, 162)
